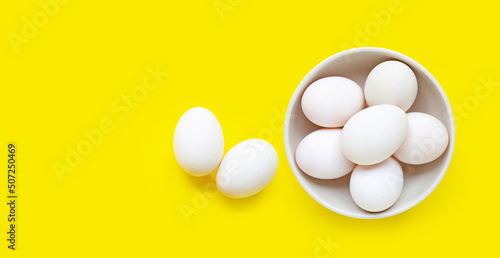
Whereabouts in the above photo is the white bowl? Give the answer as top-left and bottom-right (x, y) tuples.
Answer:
(284, 47), (455, 219)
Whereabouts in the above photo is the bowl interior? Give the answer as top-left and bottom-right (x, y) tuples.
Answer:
(285, 48), (455, 219)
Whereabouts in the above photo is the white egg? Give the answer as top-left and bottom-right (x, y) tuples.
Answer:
(350, 157), (404, 212)
(295, 129), (355, 179)
(394, 112), (449, 165)
(173, 107), (224, 176)
(216, 139), (278, 198)
(364, 60), (418, 111)
(301, 76), (364, 127)
(341, 104), (408, 165)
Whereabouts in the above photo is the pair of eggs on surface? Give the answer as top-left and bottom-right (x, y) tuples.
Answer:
(173, 107), (279, 198)
(297, 61), (450, 212)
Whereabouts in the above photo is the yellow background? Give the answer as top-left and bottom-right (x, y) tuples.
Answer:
(1, 0), (499, 257)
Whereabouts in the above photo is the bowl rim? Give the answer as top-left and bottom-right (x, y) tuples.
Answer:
(284, 47), (456, 219)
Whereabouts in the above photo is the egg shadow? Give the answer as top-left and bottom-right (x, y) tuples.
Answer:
(181, 167), (217, 190)
(219, 186), (269, 211)
(179, 164), (268, 211)
(288, 170), (425, 234)
(303, 187), (426, 233)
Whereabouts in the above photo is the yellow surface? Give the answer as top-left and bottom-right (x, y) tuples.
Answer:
(1, 0), (499, 257)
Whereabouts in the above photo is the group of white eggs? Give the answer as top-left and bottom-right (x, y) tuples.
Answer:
(296, 60), (449, 212)
(174, 107), (279, 198)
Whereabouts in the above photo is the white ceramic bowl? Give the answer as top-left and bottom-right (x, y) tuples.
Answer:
(284, 47), (455, 219)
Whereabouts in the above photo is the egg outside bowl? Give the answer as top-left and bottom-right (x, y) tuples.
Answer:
(284, 47), (455, 219)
